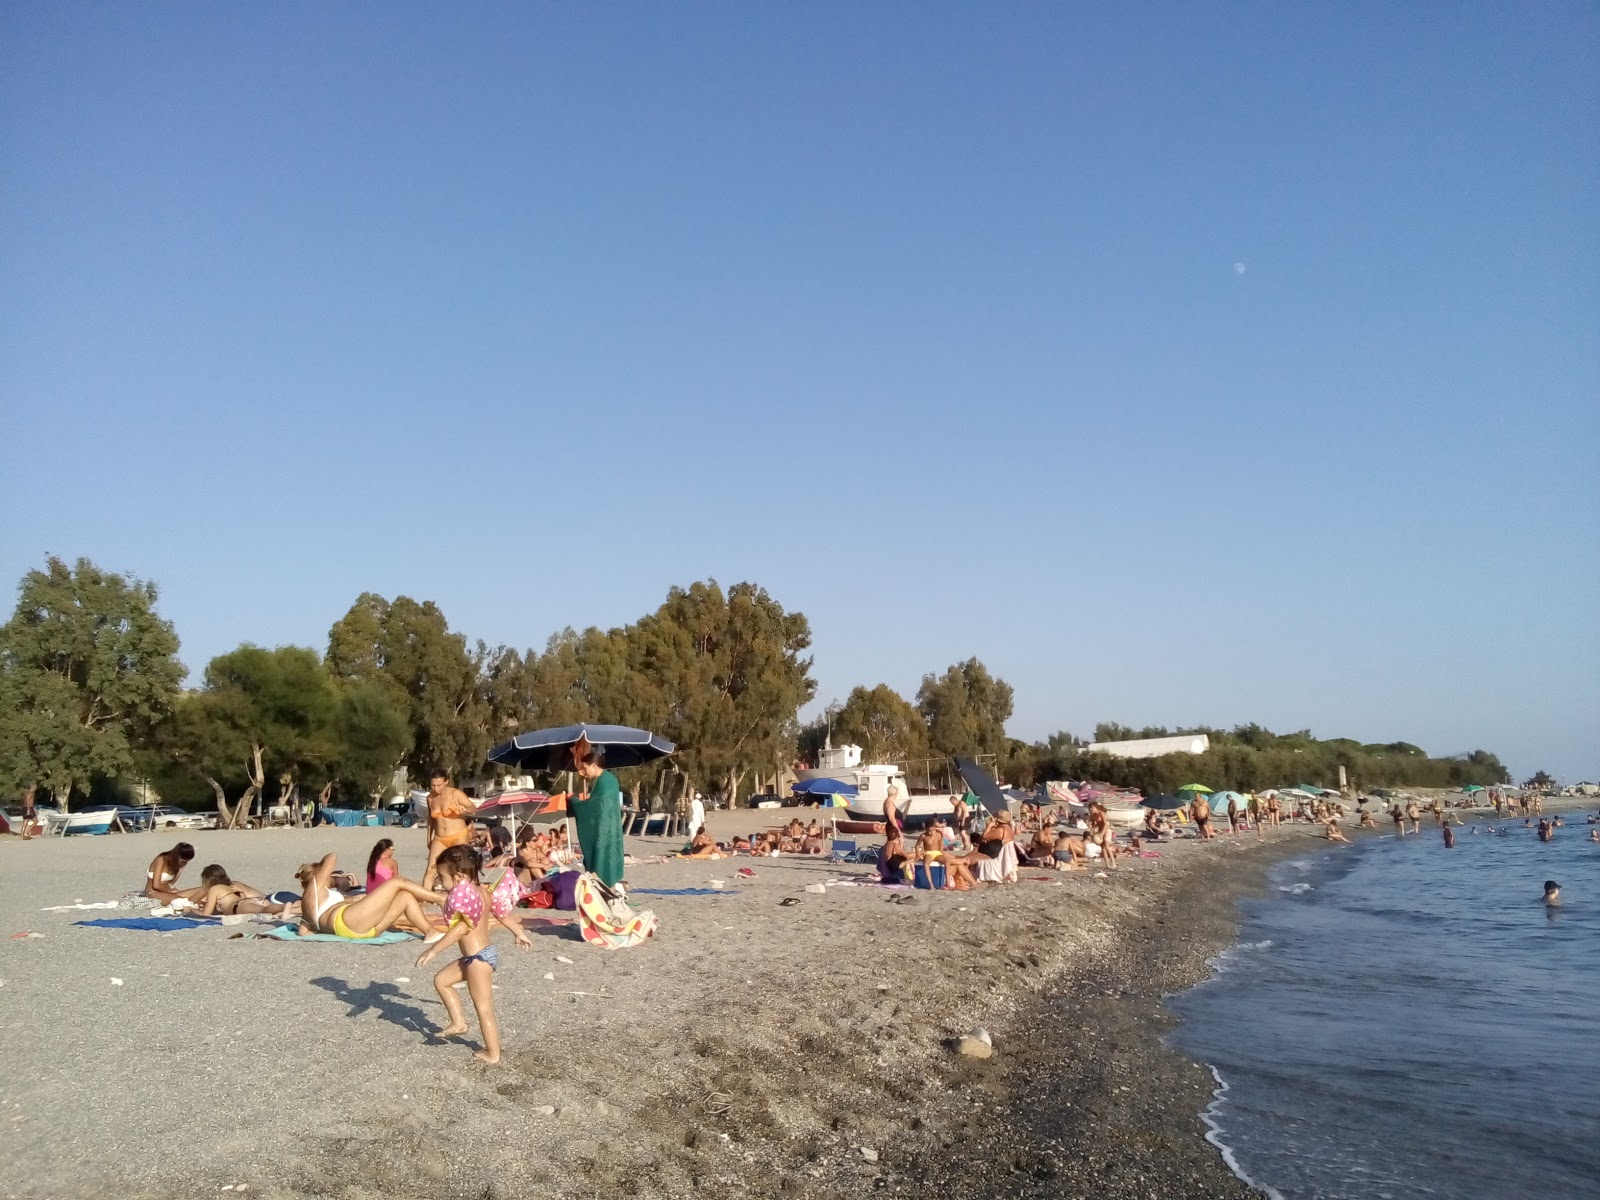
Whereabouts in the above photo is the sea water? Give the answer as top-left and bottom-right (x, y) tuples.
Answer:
(1167, 818), (1600, 1200)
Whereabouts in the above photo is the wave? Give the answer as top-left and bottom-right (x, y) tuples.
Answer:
(1199, 1064), (1287, 1200)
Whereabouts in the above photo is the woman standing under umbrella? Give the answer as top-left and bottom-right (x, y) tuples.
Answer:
(571, 744), (625, 889)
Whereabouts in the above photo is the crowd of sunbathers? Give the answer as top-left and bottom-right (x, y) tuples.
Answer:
(677, 817), (830, 859)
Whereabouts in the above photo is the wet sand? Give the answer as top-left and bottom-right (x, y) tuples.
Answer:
(0, 814), (1377, 1198)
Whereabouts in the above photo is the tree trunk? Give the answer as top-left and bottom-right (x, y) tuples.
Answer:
(725, 769), (747, 809)
(318, 781), (334, 814)
(231, 742), (267, 830)
(206, 777), (233, 828)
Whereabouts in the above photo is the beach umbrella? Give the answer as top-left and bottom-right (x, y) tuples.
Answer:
(953, 757), (1010, 815)
(1141, 794), (1187, 810)
(1462, 784), (1485, 794)
(487, 723), (675, 772)
(791, 777), (859, 799)
(1177, 783), (1213, 793)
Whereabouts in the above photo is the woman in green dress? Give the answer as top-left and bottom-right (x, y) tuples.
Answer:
(571, 745), (625, 889)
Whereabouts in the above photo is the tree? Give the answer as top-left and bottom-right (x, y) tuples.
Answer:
(160, 645), (411, 825)
(1523, 770), (1555, 789)
(0, 557), (183, 809)
(916, 658), (1014, 759)
(326, 593), (488, 779)
(832, 684), (928, 765)
(631, 581), (815, 805)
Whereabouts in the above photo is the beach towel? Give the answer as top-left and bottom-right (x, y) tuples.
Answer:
(574, 873), (657, 950)
(75, 916), (216, 932)
(629, 887), (738, 896)
(259, 925), (415, 944)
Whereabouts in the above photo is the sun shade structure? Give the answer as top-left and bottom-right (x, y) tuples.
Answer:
(487, 724), (675, 772)
(791, 777), (860, 798)
(953, 758), (1010, 815)
(1141, 794), (1188, 810)
(1177, 783), (1213, 793)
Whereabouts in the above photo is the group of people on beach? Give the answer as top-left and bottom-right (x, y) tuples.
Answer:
(132, 751), (631, 1065)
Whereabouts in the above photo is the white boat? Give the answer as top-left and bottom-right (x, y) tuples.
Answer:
(796, 742), (960, 825)
(1045, 782), (1148, 827)
(41, 809), (118, 836)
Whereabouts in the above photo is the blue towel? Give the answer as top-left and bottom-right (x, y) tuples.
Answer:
(76, 916), (216, 931)
(629, 887), (739, 896)
(260, 924), (415, 944)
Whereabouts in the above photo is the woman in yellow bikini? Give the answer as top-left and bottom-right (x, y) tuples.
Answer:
(295, 853), (440, 939)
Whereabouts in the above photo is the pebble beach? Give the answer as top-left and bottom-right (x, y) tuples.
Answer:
(2, 815), (1352, 1199)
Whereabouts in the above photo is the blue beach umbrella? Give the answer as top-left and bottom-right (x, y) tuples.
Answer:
(487, 724), (675, 772)
(791, 777), (860, 799)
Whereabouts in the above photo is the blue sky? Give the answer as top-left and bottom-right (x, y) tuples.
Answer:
(3, 4), (1596, 780)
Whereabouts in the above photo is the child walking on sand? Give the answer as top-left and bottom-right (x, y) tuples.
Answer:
(417, 845), (530, 1064)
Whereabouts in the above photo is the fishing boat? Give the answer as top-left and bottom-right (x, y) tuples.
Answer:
(796, 742), (961, 829)
(41, 809), (118, 836)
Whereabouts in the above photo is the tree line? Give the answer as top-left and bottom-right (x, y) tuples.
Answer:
(0, 556), (1512, 818)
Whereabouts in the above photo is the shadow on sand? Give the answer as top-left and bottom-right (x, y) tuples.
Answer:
(310, 975), (434, 1037)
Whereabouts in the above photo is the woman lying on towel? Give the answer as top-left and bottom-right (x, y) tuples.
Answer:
(294, 853), (441, 940)
(193, 865), (300, 917)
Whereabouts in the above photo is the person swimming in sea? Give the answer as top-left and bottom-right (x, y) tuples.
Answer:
(1589, 829), (1599, 843)
(1543, 880), (1561, 907)
(1442, 824), (1455, 848)
(1537, 819), (1554, 843)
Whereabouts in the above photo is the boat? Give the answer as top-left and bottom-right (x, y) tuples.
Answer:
(41, 809), (118, 836)
(1046, 782), (1149, 827)
(796, 742), (962, 829)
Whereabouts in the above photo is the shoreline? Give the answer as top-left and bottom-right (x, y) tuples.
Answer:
(0, 814), (1540, 1199)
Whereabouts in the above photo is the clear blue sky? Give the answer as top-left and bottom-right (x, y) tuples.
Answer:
(3, 5), (1596, 781)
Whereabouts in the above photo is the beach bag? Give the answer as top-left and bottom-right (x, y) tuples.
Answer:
(540, 870), (581, 911)
(574, 873), (657, 950)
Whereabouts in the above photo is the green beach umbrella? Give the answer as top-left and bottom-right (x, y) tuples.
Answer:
(1462, 784), (1485, 793)
(1177, 783), (1213, 793)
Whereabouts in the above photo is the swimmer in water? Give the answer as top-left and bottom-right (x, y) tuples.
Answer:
(1543, 880), (1561, 907)
(1590, 829), (1599, 843)
(1442, 825), (1455, 848)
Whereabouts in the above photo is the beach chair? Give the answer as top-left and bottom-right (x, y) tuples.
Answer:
(829, 836), (862, 864)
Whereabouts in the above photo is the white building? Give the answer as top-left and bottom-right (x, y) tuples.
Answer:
(1084, 734), (1210, 760)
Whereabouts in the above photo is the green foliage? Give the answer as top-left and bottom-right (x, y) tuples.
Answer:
(918, 658), (1014, 759)
(1029, 722), (1510, 793)
(1523, 769), (1555, 789)
(326, 593), (487, 778)
(0, 557), (183, 808)
(155, 645), (411, 816)
(832, 684), (929, 765)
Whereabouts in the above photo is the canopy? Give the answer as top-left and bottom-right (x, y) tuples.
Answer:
(487, 724), (675, 772)
(1177, 783), (1213, 793)
(791, 777), (859, 798)
(475, 790), (564, 818)
(953, 758), (1010, 815)
(1462, 784), (1485, 793)
(1141, 794), (1187, 811)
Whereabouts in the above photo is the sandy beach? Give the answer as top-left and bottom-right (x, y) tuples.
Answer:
(1, 814), (1387, 1199)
